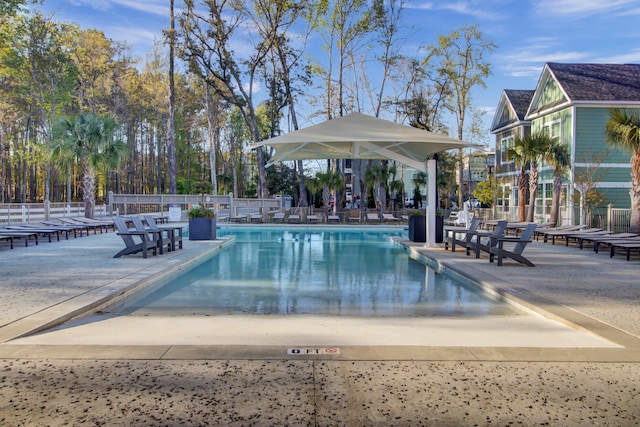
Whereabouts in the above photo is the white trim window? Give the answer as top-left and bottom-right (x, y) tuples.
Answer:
(542, 120), (561, 141)
(500, 136), (514, 164)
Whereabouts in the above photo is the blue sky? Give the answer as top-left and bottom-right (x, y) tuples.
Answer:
(37, 0), (640, 140)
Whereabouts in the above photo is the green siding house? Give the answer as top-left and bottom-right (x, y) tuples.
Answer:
(491, 63), (640, 224)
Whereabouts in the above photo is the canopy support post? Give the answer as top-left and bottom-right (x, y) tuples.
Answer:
(425, 158), (436, 247)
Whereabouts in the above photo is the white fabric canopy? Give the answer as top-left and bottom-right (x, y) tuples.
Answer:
(250, 112), (477, 246)
(249, 112), (475, 170)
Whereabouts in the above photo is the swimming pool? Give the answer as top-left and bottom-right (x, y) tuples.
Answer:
(108, 227), (511, 317)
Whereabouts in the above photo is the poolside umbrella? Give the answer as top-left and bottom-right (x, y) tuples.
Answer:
(249, 112), (477, 245)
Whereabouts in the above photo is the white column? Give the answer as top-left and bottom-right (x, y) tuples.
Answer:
(426, 158), (436, 247)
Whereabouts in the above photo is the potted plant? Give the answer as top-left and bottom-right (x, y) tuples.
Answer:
(188, 205), (216, 240)
(408, 210), (426, 242)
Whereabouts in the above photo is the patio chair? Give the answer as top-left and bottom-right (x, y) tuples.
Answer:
(382, 213), (399, 223)
(131, 215), (170, 254)
(288, 209), (302, 223)
(539, 225), (590, 244)
(366, 212), (381, 223)
(271, 212), (285, 223)
(113, 216), (158, 258)
(306, 212), (320, 223)
(327, 213), (340, 223)
(489, 223), (537, 266)
(250, 213), (263, 223)
(5, 224), (63, 242)
(58, 217), (105, 234)
(144, 215), (183, 252)
(466, 219), (507, 258)
(348, 209), (361, 223)
(609, 239), (640, 261)
(0, 230), (39, 249)
(564, 229), (613, 248)
(444, 217), (481, 252)
(591, 234), (640, 253)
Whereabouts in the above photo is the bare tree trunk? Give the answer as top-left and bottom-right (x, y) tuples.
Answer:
(205, 84), (218, 194)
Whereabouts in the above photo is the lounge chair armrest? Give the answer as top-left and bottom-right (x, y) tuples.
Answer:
(496, 237), (531, 243)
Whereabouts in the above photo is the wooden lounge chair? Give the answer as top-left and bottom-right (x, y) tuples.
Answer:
(144, 215), (183, 252)
(467, 220), (508, 258)
(609, 239), (640, 261)
(539, 225), (590, 244)
(5, 224), (63, 242)
(444, 217), (482, 252)
(131, 216), (171, 254)
(348, 209), (361, 223)
(327, 214), (340, 223)
(250, 213), (263, 223)
(563, 230), (613, 248)
(113, 216), (158, 258)
(591, 234), (640, 253)
(489, 223), (537, 266)
(58, 217), (105, 234)
(306, 212), (320, 223)
(366, 212), (381, 223)
(0, 230), (39, 249)
(271, 212), (285, 223)
(382, 213), (399, 223)
(288, 209), (302, 223)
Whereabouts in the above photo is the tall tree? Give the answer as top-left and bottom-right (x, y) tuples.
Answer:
(544, 141), (571, 226)
(165, 0), (177, 194)
(605, 108), (640, 233)
(51, 113), (127, 218)
(179, 0), (272, 198)
(427, 24), (496, 206)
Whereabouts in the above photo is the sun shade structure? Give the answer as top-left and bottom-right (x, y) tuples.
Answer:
(250, 112), (475, 170)
(249, 112), (478, 246)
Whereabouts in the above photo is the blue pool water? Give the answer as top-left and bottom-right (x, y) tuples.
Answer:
(108, 227), (509, 317)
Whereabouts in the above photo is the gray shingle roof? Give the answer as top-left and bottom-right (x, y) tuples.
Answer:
(504, 90), (535, 120)
(548, 63), (640, 101)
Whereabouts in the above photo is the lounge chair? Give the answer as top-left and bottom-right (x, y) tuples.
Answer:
(271, 212), (285, 223)
(444, 217), (482, 252)
(444, 211), (459, 226)
(467, 220), (508, 258)
(131, 216), (172, 254)
(348, 209), (361, 223)
(539, 224), (590, 244)
(58, 217), (105, 234)
(144, 215), (183, 252)
(489, 223), (537, 266)
(563, 229), (614, 248)
(591, 234), (640, 253)
(306, 212), (320, 223)
(288, 209), (301, 223)
(609, 240), (640, 261)
(113, 216), (158, 258)
(5, 224), (64, 242)
(382, 213), (399, 223)
(250, 213), (263, 223)
(0, 230), (39, 249)
(327, 214), (340, 223)
(366, 212), (381, 223)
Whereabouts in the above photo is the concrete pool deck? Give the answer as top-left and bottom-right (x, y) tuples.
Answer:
(1, 224), (639, 425)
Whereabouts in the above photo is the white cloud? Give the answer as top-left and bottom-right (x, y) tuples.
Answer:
(405, 0), (507, 19)
(69, 0), (172, 16)
(595, 48), (640, 64)
(533, 0), (637, 17)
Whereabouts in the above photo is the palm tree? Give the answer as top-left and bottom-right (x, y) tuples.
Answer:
(605, 108), (640, 233)
(412, 171), (427, 209)
(506, 133), (554, 222)
(544, 141), (571, 226)
(51, 113), (127, 218)
(316, 170), (343, 215)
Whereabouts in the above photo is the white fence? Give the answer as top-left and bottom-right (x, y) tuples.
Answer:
(0, 202), (108, 225)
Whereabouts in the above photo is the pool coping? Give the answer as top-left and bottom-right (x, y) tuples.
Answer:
(1, 227), (639, 363)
